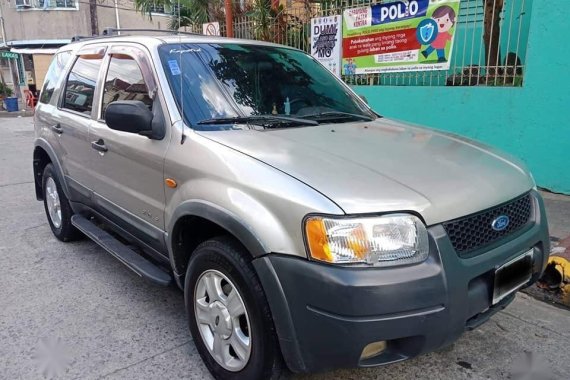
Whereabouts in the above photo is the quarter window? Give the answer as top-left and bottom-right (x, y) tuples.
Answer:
(62, 55), (102, 115)
(101, 55), (152, 118)
(39, 51), (72, 105)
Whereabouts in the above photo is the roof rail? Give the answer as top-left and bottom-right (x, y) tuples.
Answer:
(71, 35), (96, 42)
(70, 28), (203, 44)
(102, 28), (202, 37)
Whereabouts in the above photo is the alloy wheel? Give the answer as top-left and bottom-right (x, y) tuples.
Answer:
(194, 269), (251, 371)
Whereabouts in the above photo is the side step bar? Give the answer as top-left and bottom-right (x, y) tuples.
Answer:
(71, 215), (172, 286)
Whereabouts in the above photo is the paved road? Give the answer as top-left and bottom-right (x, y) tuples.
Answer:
(1, 117), (569, 380)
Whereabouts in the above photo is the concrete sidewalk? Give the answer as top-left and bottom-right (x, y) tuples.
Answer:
(523, 191), (570, 308)
(1, 117), (569, 380)
(542, 191), (570, 243)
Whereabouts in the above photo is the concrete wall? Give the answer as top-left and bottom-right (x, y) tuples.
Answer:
(96, 0), (172, 34)
(0, 0), (171, 41)
(353, 0), (569, 194)
(1, 0), (90, 40)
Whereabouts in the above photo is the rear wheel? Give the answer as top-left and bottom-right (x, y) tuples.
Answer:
(185, 236), (283, 380)
(42, 164), (80, 241)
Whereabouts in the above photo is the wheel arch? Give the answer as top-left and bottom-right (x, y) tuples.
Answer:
(33, 140), (68, 201)
(167, 200), (268, 288)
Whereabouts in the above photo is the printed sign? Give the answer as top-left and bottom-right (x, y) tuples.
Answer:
(311, 15), (342, 77)
(202, 22), (220, 36)
(342, 0), (461, 74)
(1, 51), (19, 59)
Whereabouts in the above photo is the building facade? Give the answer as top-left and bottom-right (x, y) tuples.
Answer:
(0, 0), (171, 102)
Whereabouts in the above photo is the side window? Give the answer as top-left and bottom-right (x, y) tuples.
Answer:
(62, 55), (102, 115)
(101, 54), (152, 118)
(39, 51), (72, 104)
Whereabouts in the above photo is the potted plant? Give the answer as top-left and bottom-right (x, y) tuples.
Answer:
(0, 82), (18, 112)
(0, 81), (12, 99)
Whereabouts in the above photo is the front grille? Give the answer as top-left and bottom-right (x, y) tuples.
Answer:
(443, 193), (533, 256)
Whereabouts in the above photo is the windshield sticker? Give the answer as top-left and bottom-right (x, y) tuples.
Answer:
(169, 48), (202, 54)
(168, 60), (181, 76)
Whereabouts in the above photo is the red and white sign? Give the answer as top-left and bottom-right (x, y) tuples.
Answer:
(202, 22), (220, 36)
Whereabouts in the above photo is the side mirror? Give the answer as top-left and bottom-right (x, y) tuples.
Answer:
(105, 100), (153, 137)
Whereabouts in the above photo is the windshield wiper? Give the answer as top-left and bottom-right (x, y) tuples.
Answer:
(301, 111), (374, 122)
(197, 115), (318, 127)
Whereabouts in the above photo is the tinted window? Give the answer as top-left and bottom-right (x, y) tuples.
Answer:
(39, 51), (72, 104)
(62, 55), (102, 115)
(101, 55), (152, 118)
(159, 43), (374, 130)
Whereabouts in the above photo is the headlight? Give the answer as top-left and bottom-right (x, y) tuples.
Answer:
(304, 214), (429, 266)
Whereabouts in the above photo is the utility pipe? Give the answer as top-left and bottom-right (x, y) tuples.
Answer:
(114, 0), (121, 35)
(225, 0), (233, 37)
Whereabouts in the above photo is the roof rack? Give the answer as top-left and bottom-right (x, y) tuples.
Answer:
(70, 28), (203, 43)
(71, 28), (203, 42)
(102, 28), (202, 37)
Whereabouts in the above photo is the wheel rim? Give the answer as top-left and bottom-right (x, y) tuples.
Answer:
(194, 269), (251, 371)
(45, 177), (62, 229)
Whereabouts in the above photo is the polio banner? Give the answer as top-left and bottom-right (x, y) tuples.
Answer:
(311, 15), (342, 77)
(342, 0), (461, 74)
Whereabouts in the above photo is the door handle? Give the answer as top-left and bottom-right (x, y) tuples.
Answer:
(91, 139), (108, 153)
(50, 124), (63, 134)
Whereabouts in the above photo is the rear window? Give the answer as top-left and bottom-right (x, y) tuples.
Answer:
(39, 51), (72, 105)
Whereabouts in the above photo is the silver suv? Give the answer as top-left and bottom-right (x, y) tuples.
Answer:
(33, 32), (549, 379)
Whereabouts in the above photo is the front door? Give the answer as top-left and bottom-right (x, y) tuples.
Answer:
(87, 45), (171, 253)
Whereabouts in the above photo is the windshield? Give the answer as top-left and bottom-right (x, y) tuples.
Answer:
(158, 43), (376, 130)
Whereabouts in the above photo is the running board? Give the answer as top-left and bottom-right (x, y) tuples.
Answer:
(71, 214), (172, 286)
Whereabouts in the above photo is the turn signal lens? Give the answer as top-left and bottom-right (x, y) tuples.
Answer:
(165, 178), (177, 188)
(305, 218), (332, 262)
(304, 214), (429, 266)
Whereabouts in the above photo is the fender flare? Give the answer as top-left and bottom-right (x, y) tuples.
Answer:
(33, 138), (69, 200)
(167, 200), (269, 274)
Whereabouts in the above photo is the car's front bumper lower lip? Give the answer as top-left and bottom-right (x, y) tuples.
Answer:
(253, 190), (549, 373)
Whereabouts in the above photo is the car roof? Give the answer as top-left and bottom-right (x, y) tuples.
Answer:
(58, 34), (297, 53)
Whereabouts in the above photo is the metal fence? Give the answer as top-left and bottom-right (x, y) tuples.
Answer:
(179, 0), (529, 87)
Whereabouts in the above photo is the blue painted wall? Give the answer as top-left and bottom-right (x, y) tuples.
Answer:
(353, 0), (570, 194)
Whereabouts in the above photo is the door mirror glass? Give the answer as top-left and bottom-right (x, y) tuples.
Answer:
(104, 100), (153, 136)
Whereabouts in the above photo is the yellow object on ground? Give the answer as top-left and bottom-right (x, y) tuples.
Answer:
(548, 255), (570, 284)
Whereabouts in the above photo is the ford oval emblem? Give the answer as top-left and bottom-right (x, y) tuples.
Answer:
(491, 215), (510, 231)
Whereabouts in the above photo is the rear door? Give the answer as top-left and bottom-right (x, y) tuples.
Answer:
(56, 45), (107, 199)
(86, 44), (171, 253)
(35, 50), (73, 177)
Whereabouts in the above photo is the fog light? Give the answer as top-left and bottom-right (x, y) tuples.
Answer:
(360, 341), (387, 360)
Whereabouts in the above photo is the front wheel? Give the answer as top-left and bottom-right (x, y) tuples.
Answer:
(185, 237), (283, 380)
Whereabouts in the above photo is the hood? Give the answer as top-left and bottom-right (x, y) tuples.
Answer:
(197, 119), (534, 225)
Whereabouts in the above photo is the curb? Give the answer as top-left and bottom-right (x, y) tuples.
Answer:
(0, 111), (34, 118)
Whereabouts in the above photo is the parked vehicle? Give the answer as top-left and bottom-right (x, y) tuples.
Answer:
(33, 31), (549, 379)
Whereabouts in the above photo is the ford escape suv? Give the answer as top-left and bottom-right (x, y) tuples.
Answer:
(33, 32), (549, 379)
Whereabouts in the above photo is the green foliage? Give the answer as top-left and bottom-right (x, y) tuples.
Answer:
(249, 0), (275, 41)
(0, 81), (13, 97)
(134, 0), (223, 30)
(486, 75), (524, 87)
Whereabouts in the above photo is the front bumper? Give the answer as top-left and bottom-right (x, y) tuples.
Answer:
(253, 191), (549, 373)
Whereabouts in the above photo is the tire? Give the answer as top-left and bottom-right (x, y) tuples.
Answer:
(185, 236), (283, 380)
(42, 163), (81, 242)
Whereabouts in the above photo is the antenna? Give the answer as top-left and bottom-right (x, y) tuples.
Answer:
(178, 0), (186, 144)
